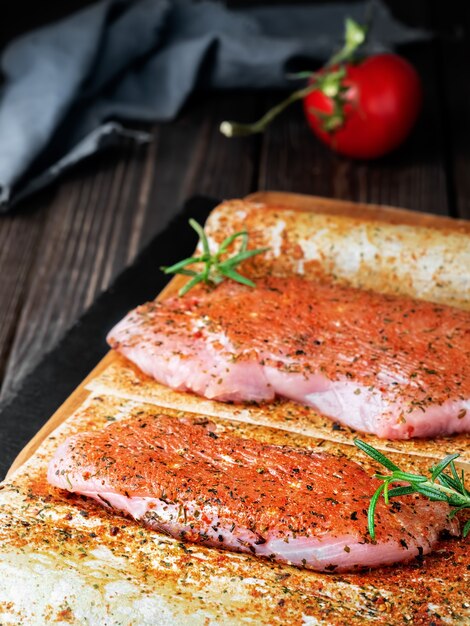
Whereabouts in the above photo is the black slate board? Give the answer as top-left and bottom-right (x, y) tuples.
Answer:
(0, 196), (218, 479)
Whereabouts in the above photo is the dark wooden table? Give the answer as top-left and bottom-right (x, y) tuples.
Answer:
(0, 1), (468, 400)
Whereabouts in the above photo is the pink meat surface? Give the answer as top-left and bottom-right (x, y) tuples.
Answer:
(47, 414), (458, 572)
(107, 276), (470, 440)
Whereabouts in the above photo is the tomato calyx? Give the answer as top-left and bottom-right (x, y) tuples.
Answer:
(304, 20), (367, 133)
(311, 67), (350, 133)
(220, 18), (368, 138)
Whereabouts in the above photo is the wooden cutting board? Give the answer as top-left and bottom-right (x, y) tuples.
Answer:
(2, 191), (469, 626)
(7, 190), (470, 477)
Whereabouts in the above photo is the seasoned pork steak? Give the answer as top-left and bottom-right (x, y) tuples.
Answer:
(48, 414), (458, 572)
(108, 276), (470, 439)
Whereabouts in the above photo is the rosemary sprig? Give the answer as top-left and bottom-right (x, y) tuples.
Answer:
(161, 219), (269, 296)
(354, 439), (470, 541)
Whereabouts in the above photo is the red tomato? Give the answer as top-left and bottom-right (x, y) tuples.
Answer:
(303, 54), (423, 159)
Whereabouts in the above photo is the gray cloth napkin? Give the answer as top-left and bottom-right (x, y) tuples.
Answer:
(0, 0), (426, 209)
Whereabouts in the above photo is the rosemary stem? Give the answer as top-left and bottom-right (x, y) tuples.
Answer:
(417, 480), (469, 504)
(354, 439), (470, 539)
(161, 219), (269, 295)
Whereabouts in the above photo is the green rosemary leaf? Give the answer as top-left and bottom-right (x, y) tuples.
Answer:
(178, 273), (205, 297)
(170, 268), (198, 277)
(220, 246), (271, 267)
(387, 485), (418, 497)
(189, 218), (210, 257)
(353, 440), (400, 472)
(161, 256), (203, 274)
(449, 504), (470, 519)
(162, 219), (269, 295)
(218, 230), (248, 254)
(451, 460), (461, 483)
(436, 471), (463, 493)
(461, 471), (469, 497)
(383, 478), (392, 505)
(368, 483), (385, 541)
(431, 453), (461, 481)
(390, 470), (427, 483)
(220, 266), (256, 287)
(453, 464), (469, 497)
(414, 485), (449, 502)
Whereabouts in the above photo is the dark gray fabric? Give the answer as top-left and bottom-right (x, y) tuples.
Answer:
(0, 0), (426, 209)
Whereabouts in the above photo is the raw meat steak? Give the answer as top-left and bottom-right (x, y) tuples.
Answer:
(107, 276), (470, 439)
(48, 414), (458, 572)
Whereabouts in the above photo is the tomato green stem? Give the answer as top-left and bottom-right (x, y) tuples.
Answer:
(220, 84), (317, 137)
(220, 18), (368, 139)
(327, 18), (368, 68)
